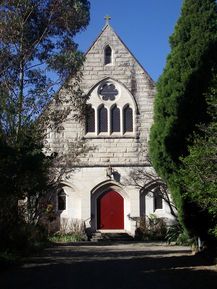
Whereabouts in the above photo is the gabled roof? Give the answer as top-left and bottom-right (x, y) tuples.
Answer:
(85, 23), (155, 86)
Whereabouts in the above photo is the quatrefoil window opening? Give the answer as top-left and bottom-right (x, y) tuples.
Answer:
(98, 82), (118, 101)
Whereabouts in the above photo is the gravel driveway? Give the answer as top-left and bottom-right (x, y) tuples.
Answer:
(1, 242), (217, 289)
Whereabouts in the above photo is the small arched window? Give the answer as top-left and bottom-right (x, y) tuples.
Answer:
(111, 105), (120, 133)
(123, 105), (133, 133)
(104, 45), (112, 65)
(154, 189), (163, 210)
(99, 105), (108, 133)
(86, 105), (95, 133)
(58, 190), (66, 211)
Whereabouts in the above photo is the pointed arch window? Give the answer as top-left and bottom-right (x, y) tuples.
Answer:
(85, 80), (136, 137)
(104, 45), (112, 65)
(58, 190), (66, 211)
(86, 105), (95, 133)
(111, 105), (120, 133)
(154, 189), (163, 210)
(99, 105), (108, 133)
(123, 105), (133, 133)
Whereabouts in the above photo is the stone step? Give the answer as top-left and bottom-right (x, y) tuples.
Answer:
(91, 232), (134, 242)
(90, 232), (102, 242)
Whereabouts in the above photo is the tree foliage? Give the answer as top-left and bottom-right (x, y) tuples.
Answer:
(0, 130), (52, 249)
(0, 0), (90, 141)
(149, 0), (217, 243)
(0, 0), (90, 251)
(150, 0), (217, 180)
(180, 75), (217, 240)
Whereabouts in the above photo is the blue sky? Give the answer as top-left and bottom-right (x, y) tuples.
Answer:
(75, 0), (183, 81)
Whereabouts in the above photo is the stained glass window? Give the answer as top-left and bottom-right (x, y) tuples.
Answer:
(99, 105), (108, 133)
(86, 105), (95, 133)
(111, 105), (120, 133)
(123, 105), (133, 133)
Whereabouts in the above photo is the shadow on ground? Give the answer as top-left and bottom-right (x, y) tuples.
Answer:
(1, 243), (216, 289)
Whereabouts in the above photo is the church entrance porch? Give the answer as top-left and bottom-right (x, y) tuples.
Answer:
(90, 180), (131, 233)
(97, 190), (124, 230)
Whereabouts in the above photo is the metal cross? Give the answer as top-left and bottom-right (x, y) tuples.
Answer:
(104, 15), (111, 25)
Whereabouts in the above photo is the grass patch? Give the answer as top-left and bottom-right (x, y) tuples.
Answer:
(49, 232), (87, 243)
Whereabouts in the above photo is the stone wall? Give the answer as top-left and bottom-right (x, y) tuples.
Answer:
(46, 24), (156, 167)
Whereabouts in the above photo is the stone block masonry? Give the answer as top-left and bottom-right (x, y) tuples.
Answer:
(45, 25), (156, 167)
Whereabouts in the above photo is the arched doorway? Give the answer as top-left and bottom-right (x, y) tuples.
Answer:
(97, 190), (124, 229)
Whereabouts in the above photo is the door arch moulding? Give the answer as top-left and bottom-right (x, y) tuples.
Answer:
(90, 181), (130, 232)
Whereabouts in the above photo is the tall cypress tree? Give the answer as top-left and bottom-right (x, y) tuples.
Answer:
(180, 74), (217, 241)
(149, 0), (217, 234)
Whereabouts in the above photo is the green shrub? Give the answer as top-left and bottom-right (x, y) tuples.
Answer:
(0, 222), (48, 253)
(166, 223), (193, 245)
(135, 215), (167, 241)
(49, 232), (87, 243)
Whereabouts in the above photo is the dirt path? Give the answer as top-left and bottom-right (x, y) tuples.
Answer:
(1, 242), (217, 289)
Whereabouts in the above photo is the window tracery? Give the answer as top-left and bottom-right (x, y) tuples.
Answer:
(98, 82), (118, 101)
(85, 80), (135, 137)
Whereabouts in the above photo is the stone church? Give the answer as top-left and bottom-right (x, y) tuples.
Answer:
(46, 19), (175, 236)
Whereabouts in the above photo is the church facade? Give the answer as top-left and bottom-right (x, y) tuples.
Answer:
(46, 21), (175, 236)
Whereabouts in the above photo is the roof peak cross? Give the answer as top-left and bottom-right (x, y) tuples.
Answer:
(104, 15), (111, 25)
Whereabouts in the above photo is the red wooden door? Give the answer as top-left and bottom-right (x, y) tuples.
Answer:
(97, 190), (124, 229)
